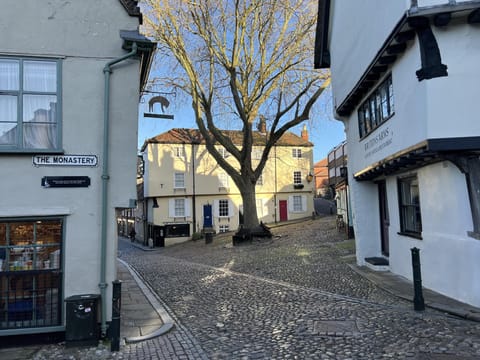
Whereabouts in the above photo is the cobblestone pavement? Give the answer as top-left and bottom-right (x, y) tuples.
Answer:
(25, 216), (480, 358)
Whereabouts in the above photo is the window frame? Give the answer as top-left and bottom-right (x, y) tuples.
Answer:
(293, 171), (302, 185)
(0, 57), (62, 153)
(218, 199), (229, 217)
(174, 198), (186, 217)
(292, 148), (302, 158)
(174, 172), (185, 189)
(219, 224), (230, 233)
(174, 146), (185, 158)
(218, 172), (229, 189)
(357, 75), (394, 139)
(397, 175), (423, 238)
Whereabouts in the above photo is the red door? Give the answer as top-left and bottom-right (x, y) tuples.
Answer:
(279, 200), (288, 222)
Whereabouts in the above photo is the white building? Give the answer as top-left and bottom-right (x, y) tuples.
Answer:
(0, 0), (155, 338)
(316, 0), (480, 307)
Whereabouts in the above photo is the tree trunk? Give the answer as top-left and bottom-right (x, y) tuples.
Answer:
(238, 180), (259, 230)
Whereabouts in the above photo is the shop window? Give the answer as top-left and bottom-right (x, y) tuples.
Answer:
(0, 58), (62, 152)
(0, 218), (63, 330)
(398, 175), (422, 237)
(165, 224), (190, 238)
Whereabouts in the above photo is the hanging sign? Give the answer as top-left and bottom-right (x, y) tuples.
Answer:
(33, 155), (98, 167)
(41, 176), (91, 188)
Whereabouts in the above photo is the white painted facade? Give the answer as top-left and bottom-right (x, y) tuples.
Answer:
(320, 0), (480, 306)
(0, 0), (152, 336)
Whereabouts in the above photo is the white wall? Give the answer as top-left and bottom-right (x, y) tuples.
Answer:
(0, 0), (141, 323)
(329, 0), (407, 107)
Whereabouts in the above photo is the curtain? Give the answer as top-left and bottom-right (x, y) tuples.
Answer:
(23, 95), (57, 149)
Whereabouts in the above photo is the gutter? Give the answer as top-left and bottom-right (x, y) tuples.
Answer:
(100, 42), (138, 337)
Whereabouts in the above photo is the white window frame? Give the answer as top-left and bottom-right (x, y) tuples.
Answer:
(218, 172), (229, 188)
(293, 171), (302, 185)
(292, 148), (302, 158)
(174, 172), (185, 189)
(169, 198), (191, 218)
(256, 173), (263, 186)
(289, 195), (307, 213)
(0, 57), (62, 152)
(218, 199), (229, 217)
(219, 224), (230, 233)
(252, 148), (262, 160)
(174, 146), (185, 158)
(217, 146), (230, 158)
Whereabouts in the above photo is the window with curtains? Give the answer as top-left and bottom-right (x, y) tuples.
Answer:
(0, 58), (61, 152)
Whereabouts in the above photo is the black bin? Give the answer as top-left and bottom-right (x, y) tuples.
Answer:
(65, 294), (100, 347)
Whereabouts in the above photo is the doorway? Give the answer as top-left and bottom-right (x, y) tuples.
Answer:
(279, 200), (288, 222)
(378, 180), (389, 256)
(203, 204), (213, 228)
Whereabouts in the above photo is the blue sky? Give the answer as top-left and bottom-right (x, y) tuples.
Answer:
(137, 89), (346, 163)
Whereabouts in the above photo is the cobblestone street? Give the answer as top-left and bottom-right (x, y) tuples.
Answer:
(19, 215), (480, 359)
(115, 216), (480, 359)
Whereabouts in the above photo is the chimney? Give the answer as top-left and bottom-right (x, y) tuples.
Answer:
(301, 124), (309, 141)
(257, 116), (267, 134)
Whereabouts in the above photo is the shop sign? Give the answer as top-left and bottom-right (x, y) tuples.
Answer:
(33, 155), (98, 167)
(41, 176), (91, 188)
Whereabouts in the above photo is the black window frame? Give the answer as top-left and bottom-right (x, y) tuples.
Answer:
(358, 75), (394, 139)
(397, 175), (423, 238)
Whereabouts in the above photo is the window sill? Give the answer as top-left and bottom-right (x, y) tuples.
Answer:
(397, 231), (422, 240)
(0, 149), (64, 155)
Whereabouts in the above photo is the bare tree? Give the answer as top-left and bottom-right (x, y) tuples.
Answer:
(142, 0), (330, 231)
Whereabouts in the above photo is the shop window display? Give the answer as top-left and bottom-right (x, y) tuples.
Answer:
(0, 218), (62, 330)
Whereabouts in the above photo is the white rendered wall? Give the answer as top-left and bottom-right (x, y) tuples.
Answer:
(0, 0), (141, 322)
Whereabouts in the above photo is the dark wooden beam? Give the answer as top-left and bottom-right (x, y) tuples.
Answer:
(386, 43), (407, 55)
(379, 55), (397, 65)
(468, 8), (480, 24)
(434, 12), (451, 27)
(394, 30), (415, 43)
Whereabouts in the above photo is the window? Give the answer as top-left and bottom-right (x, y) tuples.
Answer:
(256, 173), (263, 186)
(292, 148), (302, 158)
(169, 198), (190, 217)
(358, 75), (394, 139)
(252, 148), (262, 160)
(174, 199), (185, 217)
(219, 225), (229, 233)
(0, 218), (63, 329)
(218, 199), (229, 217)
(174, 146), (184, 158)
(218, 172), (229, 188)
(289, 195), (306, 213)
(0, 58), (61, 151)
(293, 171), (302, 185)
(174, 172), (185, 188)
(398, 175), (422, 236)
(217, 147), (230, 158)
(165, 223), (190, 238)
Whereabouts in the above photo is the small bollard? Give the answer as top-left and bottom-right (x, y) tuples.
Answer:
(411, 247), (425, 311)
(110, 280), (122, 351)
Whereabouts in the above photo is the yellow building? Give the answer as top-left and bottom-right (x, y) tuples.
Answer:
(139, 126), (314, 246)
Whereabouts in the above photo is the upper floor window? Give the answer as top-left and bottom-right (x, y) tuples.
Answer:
(174, 146), (184, 158)
(174, 172), (185, 188)
(252, 148), (262, 160)
(0, 58), (61, 152)
(256, 173), (263, 186)
(218, 172), (229, 188)
(398, 175), (422, 237)
(292, 148), (302, 158)
(358, 75), (394, 139)
(293, 171), (302, 185)
(217, 146), (230, 158)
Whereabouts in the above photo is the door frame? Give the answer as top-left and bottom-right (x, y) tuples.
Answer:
(377, 180), (390, 256)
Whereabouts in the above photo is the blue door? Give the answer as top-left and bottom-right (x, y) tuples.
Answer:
(203, 204), (213, 228)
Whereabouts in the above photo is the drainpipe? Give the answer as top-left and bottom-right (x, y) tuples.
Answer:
(100, 42), (138, 337)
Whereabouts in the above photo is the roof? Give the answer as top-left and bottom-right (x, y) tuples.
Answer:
(141, 128), (313, 151)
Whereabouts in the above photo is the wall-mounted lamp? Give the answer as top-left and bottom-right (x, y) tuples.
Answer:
(306, 172), (314, 183)
(340, 167), (348, 178)
(152, 198), (159, 208)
